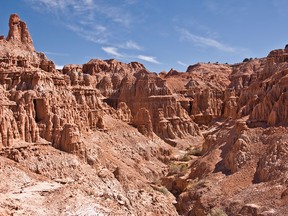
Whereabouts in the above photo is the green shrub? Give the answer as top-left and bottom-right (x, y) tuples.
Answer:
(208, 208), (227, 216)
(187, 147), (203, 156)
(168, 162), (188, 175)
(180, 153), (190, 162)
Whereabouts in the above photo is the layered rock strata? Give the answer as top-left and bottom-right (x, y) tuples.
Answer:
(2, 13), (288, 216)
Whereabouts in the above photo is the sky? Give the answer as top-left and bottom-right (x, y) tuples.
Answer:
(1, 0), (288, 72)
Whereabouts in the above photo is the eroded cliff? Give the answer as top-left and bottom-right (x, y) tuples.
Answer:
(1, 14), (288, 216)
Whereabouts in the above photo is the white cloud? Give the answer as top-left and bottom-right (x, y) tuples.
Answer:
(137, 55), (160, 64)
(177, 61), (188, 67)
(26, 0), (134, 44)
(102, 47), (124, 58)
(125, 40), (142, 50)
(179, 29), (235, 52)
(56, 65), (64, 69)
(101, 47), (159, 64)
(44, 51), (68, 56)
(67, 24), (108, 44)
(100, 4), (133, 27)
(28, 0), (94, 14)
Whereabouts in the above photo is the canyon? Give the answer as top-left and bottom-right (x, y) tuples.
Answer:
(0, 14), (288, 215)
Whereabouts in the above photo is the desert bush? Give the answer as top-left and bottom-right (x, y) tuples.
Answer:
(168, 162), (188, 176)
(180, 153), (190, 162)
(208, 208), (227, 216)
(187, 147), (203, 156)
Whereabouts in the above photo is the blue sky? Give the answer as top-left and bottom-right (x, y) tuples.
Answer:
(1, 0), (288, 72)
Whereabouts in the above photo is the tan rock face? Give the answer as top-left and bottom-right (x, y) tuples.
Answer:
(164, 54), (288, 215)
(59, 123), (86, 159)
(116, 102), (132, 123)
(3, 13), (288, 216)
(7, 14), (34, 51)
(133, 108), (153, 138)
(161, 63), (232, 125)
(60, 59), (201, 142)
(172, 54), (288, 213)
(115, 70), (201, 140)
(0, 14), (181, 215)
(253, 128), (288, 183)
(0, 105), (19, 147)
(0, 14), (55, 72)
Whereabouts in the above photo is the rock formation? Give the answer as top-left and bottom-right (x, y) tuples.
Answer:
(0, 14), (180, 215)
(164, 51), (288, 215)
(6, 14), (34, 51)
(60, 58), (201, 143)
(1, 13), (288, 216)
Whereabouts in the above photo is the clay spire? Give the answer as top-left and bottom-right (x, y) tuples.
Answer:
(6, 14), (35, 51)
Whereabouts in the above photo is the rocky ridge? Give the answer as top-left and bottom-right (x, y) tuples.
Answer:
(0, 14), (288, 216)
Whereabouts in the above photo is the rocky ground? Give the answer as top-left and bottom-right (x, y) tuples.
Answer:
(0, 14), (288, 215)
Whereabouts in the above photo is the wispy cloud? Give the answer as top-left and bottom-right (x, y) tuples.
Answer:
(179, 29), (235, 52)
(26, 0), (159, 65)
(26, 0), (135, 45)
(44, 51), (69, 56)
(137, 55), (160, 64)
(26, 0), (164, 68)
(97, 3), (132, 27)
(66, 24), (108, 44)
(102, 47), (124, 58)
(101, 47), (159, 64)
(177, 61), (188, 67)
(125, 40), (142, 50)
(114, 40), (143, 50)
